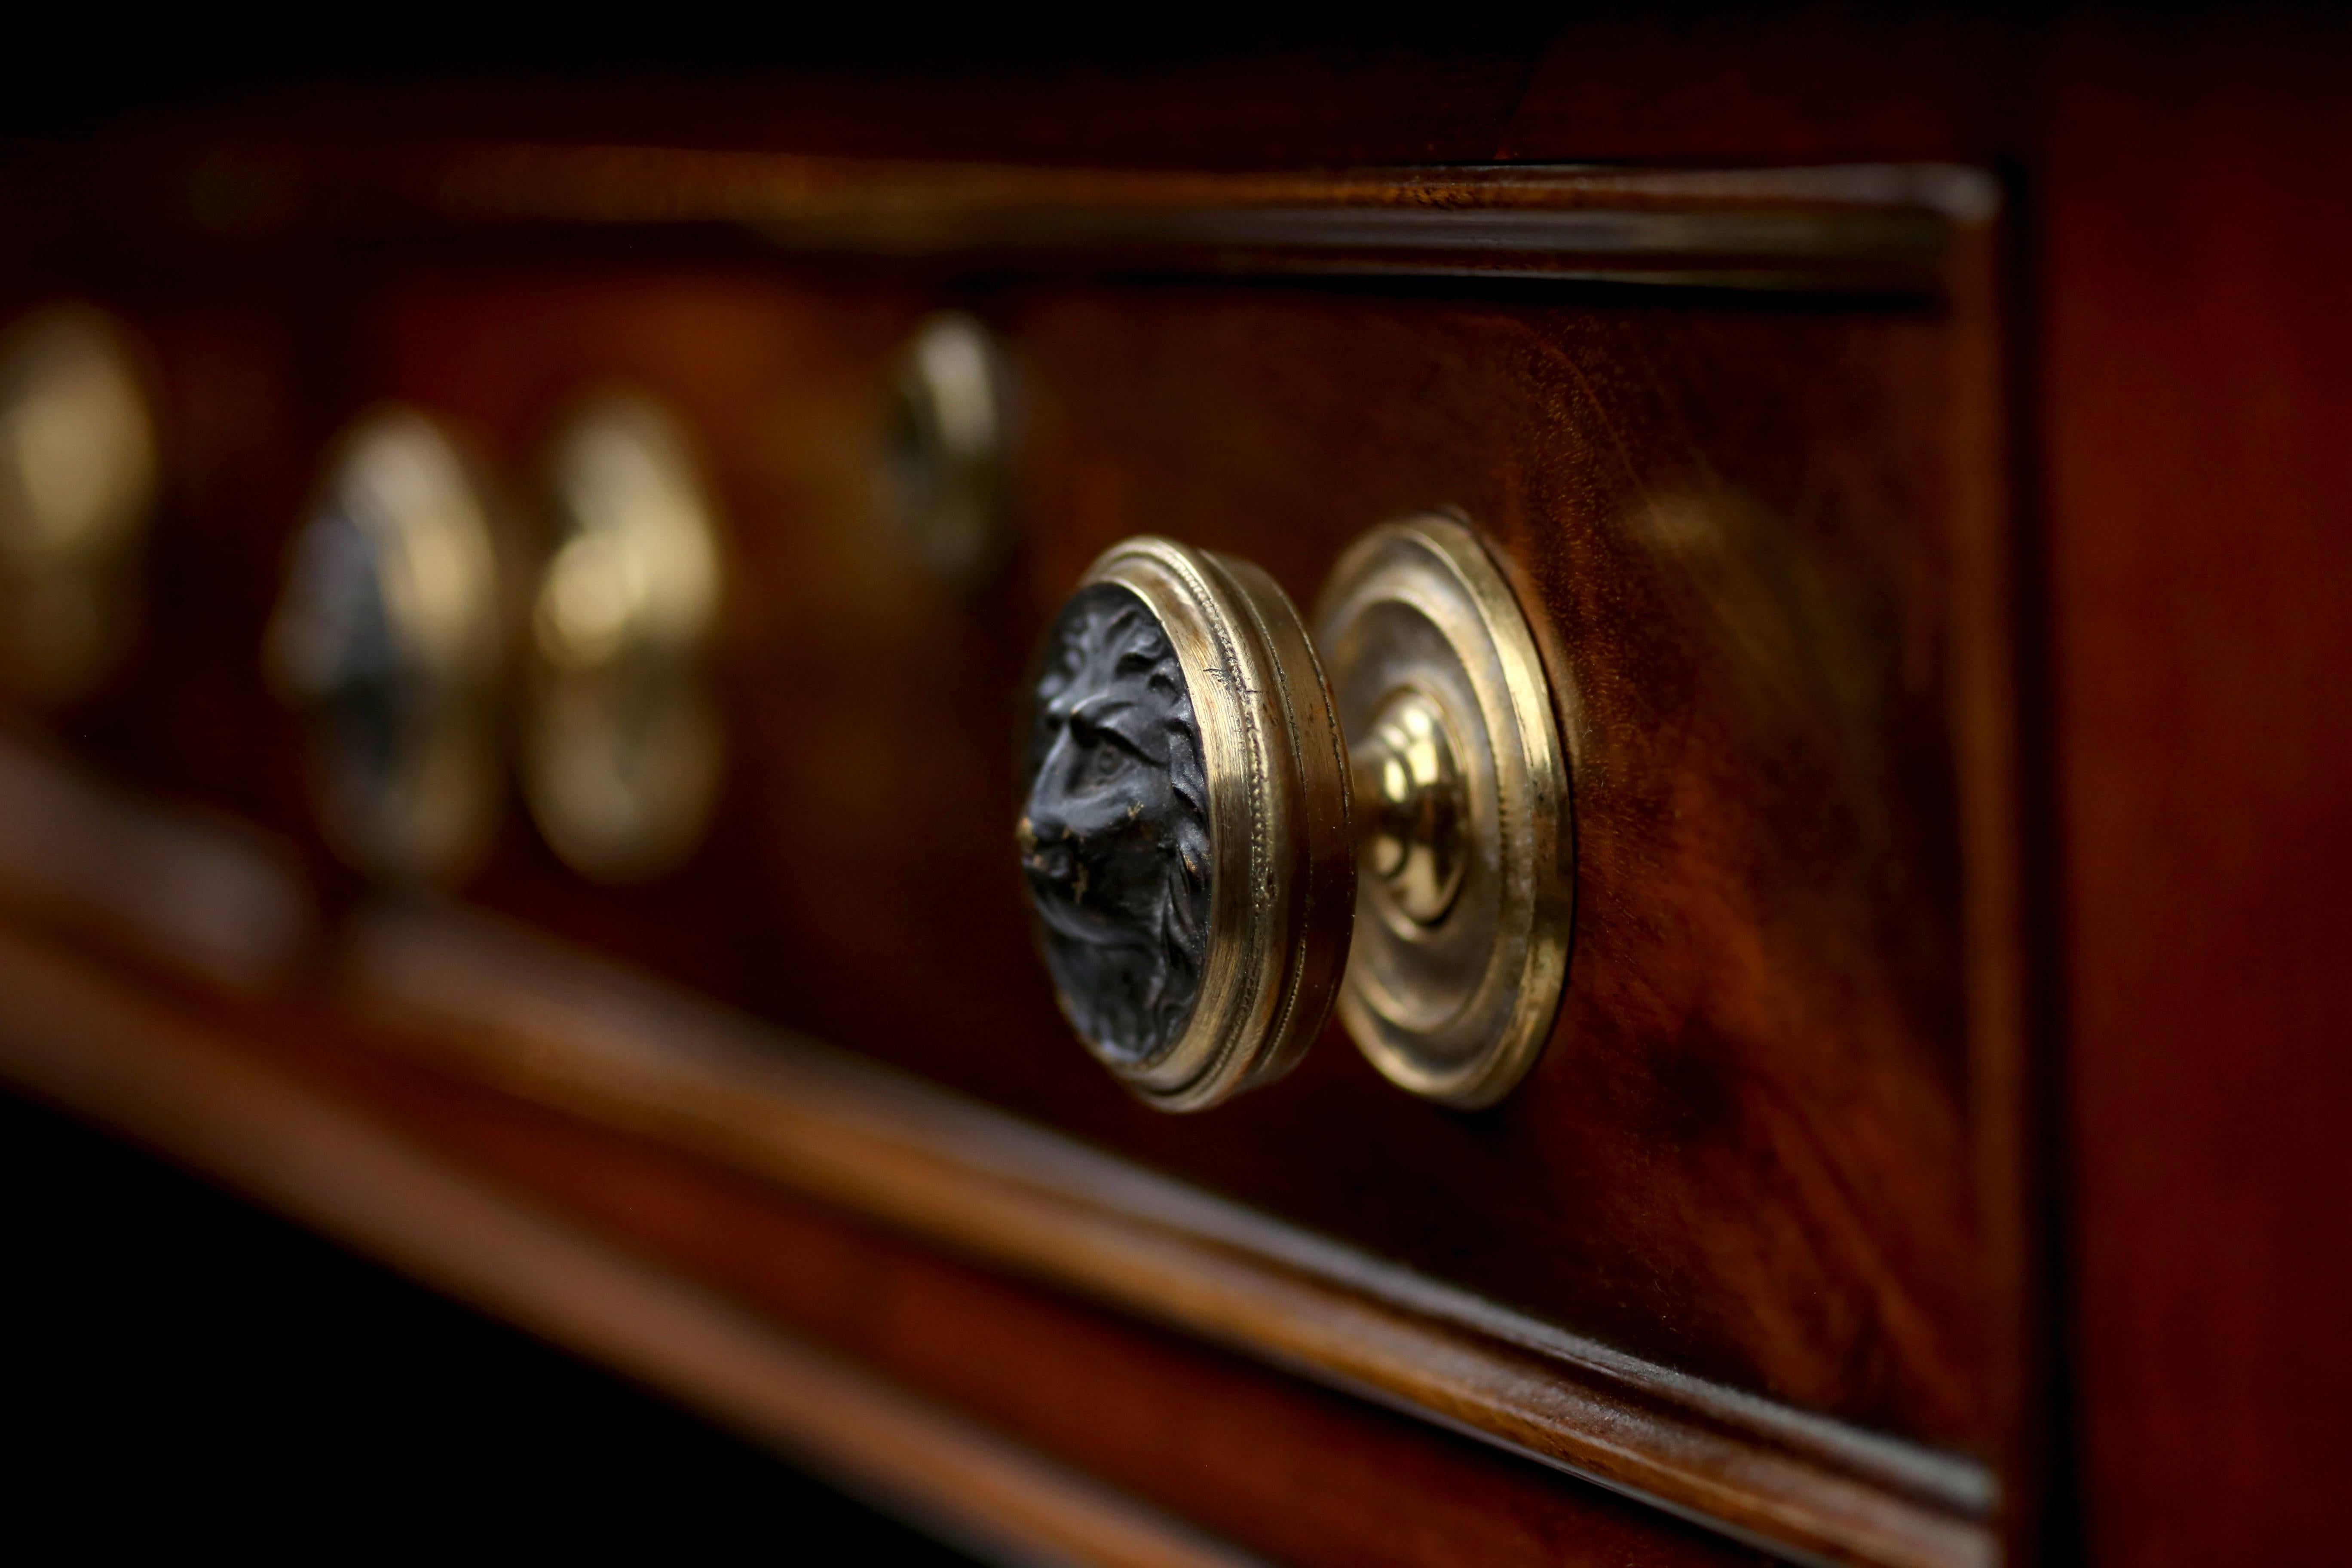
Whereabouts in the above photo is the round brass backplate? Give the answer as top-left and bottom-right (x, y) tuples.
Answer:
(1024, 537), (1355, 1111)
(524, 391), (724, 884)
(1314, 515), (1574, 1108)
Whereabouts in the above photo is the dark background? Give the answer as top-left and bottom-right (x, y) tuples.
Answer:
(0, 20), (1571, 139)
(0, 1087), (975, 1558)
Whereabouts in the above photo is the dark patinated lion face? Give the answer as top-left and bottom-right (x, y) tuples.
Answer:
(1020, 583), (1210, 1063)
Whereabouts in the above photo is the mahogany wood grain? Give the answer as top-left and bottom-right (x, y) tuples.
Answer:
(0, 732), (1991, 1568)
(46, 25), (2352, 1562)
(2046, 18), (2352, 1566)
(3, 155), (2028, 1495)
(342, 899), (1997, 1568)
(49, 147), (1978, 297)
(338, 248), (2010, 1454)
(5, 21), (2349, 1564)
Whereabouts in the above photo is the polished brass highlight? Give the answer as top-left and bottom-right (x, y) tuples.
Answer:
(0, 304), (158, 705)
(266, 409), (505, 885)
(877, 312), (1014, 587)
(1316, 516), (1574, 1108)
(523, 392), (723, 883)
(1046, 538), (1355, 1111)
(1021, 518), (1571, 1110)
(1354, 688), (1467, 926)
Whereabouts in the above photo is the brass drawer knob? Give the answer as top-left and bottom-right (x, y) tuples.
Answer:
(878, 312), (1014, 588)
(523, 392), (724, 883)
(1020, 515), (1574, 1111)
(266, 409), (505, 885)
(0, 303), (158, 706)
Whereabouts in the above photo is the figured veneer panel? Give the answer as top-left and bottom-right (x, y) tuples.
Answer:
(43, 159), (2021, 1507)
(329, 258), (2007, 1451)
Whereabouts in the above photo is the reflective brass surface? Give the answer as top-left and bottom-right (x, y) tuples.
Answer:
(266, 409), (505, 885)
(1038, 537), (1354, 1111)
(1026, 518), (1571, 1110)
(1353, 688), (1466, 926)
(523, 392), (723, 883)
(0, 304), (157, 705)
(1316, 516), (1574, 1108)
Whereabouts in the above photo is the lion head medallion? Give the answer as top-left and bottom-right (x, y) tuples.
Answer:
(1019, 582), (1211, 1065)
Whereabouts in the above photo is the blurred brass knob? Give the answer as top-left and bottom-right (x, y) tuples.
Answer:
(878, 312), (1014, 588)
(266, 409), (505, 885)
(0, 304), (157, 706)
(1019, 515), (1574, 1111)
(522, 392), (723, 883)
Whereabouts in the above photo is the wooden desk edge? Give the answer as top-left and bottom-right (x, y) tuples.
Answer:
(0, 923), (1266, 1568)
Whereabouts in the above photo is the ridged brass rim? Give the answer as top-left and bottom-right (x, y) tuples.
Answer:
(1078, 537), (1355, 1111)
(1315, 514), (1574, 1108)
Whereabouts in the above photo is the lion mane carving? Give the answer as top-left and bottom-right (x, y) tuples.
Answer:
(1020, 583), (1212, 1063)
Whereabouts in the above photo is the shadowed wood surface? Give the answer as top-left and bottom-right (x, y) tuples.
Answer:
(34, 21), (2352, 1562)
(0, 922), (1260, 1568)
(372, 256), (2014, 1452)
(2, 155), (2025, 1497)
(0, 909), (1792, 1568)
(0, 732), (1991, 1568)
(2047, 21), (2352, 1566)
(43, 147), (1988, 296)
(346, 899), (1997, 1568)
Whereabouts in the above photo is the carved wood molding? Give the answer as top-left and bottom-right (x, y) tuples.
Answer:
(0, 922), (1265, 1568)
(0, 721), (2003, 1566)
(83, 144), (1994, 297)
(341, 900), (1998, 1568)
(435, 152), (1990, 296)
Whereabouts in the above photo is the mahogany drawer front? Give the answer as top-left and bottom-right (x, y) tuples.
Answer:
(9, 152), (2023, 1565)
